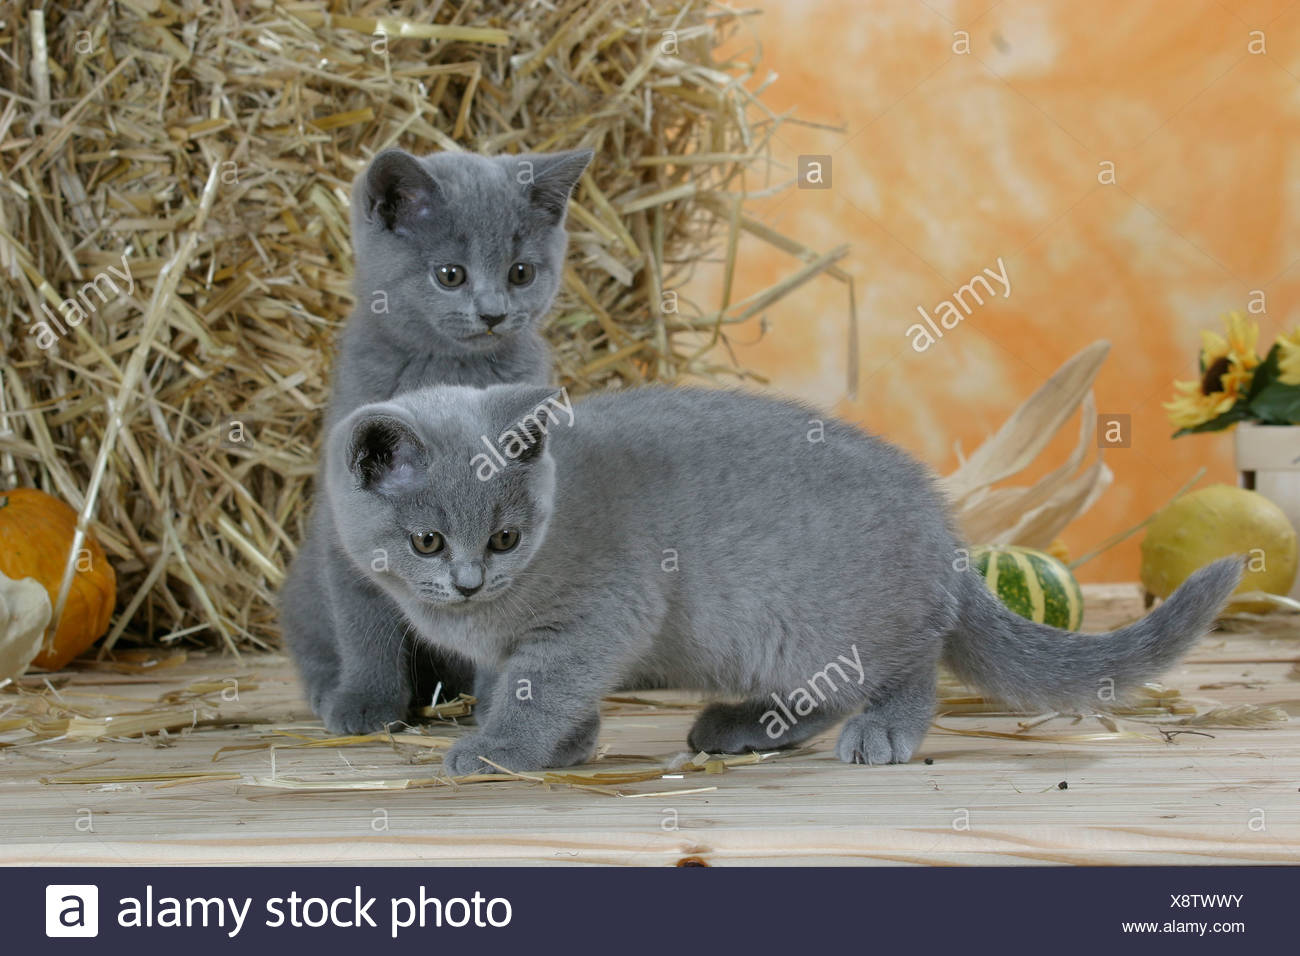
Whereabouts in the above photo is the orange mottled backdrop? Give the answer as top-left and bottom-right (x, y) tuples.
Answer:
(692, 0), (1300, 581)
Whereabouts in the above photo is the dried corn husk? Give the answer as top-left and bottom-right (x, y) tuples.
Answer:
(944, 341), (1113, 547)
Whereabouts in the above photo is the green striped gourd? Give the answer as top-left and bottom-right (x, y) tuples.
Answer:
(970, 545), (1083, 630)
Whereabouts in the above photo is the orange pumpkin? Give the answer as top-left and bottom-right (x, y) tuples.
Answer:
(0, 489), (116, 669)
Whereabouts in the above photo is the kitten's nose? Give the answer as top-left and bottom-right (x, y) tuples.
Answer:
(452, 563), (484, 597)
(479, 312), (506, 330)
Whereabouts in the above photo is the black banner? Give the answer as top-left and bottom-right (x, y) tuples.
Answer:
(11, 866), (1294, 952)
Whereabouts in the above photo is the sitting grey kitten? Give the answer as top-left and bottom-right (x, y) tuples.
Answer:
(323, 384), (1243, 772)
(280, 147), (591, 734)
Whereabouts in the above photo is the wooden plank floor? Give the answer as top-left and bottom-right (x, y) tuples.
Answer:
(2, 585), (1298, 866)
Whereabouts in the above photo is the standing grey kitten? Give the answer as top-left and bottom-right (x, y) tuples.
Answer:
(324, 384), (1243, 773)
(280, 147), (591, 734)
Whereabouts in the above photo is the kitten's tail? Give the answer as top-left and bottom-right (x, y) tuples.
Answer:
(942, 556), (1243, 712)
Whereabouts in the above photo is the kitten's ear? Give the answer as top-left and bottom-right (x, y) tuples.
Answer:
(359, 149), (439, 236)
(346, 411), (427, 495)
(518, 149), (593, 221)
(488, 386), (568, 463)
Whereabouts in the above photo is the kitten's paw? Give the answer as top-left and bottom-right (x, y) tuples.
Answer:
(834, 712), (922, 765)
(443, 734), (548, 777)
(295, 666), (340, 719)
(305, 678), (338, 718)
(687, 700), (839, 753)
(320, 691), (408, 736)
(687, 702), (772, 753)
(550, 713), (601, 767)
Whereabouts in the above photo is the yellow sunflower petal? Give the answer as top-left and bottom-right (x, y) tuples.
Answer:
(1165, 389), (1233, 429)
(1223, 312), (1261, 370)
(1169, 314), (1263, 431)
(1200, 329), (1228, 362)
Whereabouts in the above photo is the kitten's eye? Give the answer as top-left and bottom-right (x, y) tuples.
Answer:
(487, 528), (521, 553)
(410, 531), (445, 555)
(435, 264), (466, 288)
(507, 262), (535, 287)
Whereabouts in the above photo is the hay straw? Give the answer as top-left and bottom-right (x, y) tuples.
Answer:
(42, 770), (242, 786)
(0, 672), (261, 745)
(211, 729), (453, 760)
(1175, 705), (1290, 729)
(44, 161), (223, 661)
(932, 677), (1289, 745)
(416, 693), (476, 719)
(931, 720), (1151, 744)
(0, 1), (850, 654)
(240, 744), (797, 795)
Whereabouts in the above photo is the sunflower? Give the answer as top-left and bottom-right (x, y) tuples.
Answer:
(1165, 311), (1260, 431)
(1277, 327), (1300, 386)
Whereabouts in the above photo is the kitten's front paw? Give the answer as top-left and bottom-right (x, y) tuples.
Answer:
(688, 702), (771, 753)
(443, 733), (547, 777)
(834, 712), (922, 765)
(320, 690), (408, 736)
(308, 686), (329, 716)
(294, 663), (340, 719)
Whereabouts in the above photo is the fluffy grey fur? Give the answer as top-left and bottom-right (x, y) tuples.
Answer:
(280, 147), (591, 734)
(324, 383), (1243, 772)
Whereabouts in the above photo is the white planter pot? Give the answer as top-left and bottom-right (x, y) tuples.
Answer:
(1235, 422), (1300, 599)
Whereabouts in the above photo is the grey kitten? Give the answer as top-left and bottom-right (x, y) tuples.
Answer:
(280, 147), (591, 735)
(323, 384), (1243, 773)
